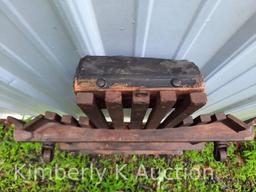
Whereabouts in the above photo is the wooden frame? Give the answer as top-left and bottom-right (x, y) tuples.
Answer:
(8, 56), (256, 162)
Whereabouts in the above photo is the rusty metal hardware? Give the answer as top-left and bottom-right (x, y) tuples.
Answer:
(6, 56), (256, 163)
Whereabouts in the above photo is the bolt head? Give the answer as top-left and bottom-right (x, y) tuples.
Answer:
(171, 79), (182, 87)
(96, 78), (106, 88)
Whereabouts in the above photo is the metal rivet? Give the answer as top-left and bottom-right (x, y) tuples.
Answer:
(171, 79), (182, 87)
(96, 78), (107, 88)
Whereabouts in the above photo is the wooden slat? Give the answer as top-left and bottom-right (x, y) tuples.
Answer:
(129, 92), (150, 129)
(61, 115), (78, 126)
(159, 92), (207, 128)
(74, 150), (183, 155)
(105, 91), (124, 129)
(224, 114), (248, 132)
(45, 111), (61, 122)
(14, 121), (254, 142)
(7, 116), (24, 129)
(244, 117), (256, 126)
(145, 91), (176, 129)
(76, 92), (108, 128)
(59, 142), (205, 151)
(78, 116), (90, 128)
(180, 116), (194, 126)
(177, 116), (203, 146)
(211, 112), (226, 121)
(74, 80), (204, 93)
(194, 114), (211, 124)
(23, 115), (45, 131)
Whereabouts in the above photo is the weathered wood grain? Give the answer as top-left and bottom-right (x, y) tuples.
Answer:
(129, 92), (150, 129)
(14, 121), (254, 142)
(76, 92), (109, 128)
(105, 91), (124, 129)
(145, 91), (176, 129)
(159, 92), (207, 128)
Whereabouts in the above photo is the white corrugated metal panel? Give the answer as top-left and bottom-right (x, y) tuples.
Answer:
(0, 0), (256, 120)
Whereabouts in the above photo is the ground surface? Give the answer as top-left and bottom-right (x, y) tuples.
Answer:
(0, 122), (255, 192)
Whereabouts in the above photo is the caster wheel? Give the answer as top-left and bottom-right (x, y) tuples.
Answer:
(214, 148), (227, 161)
(214, 142), (227, 161)
(42, 144), (54, 163)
